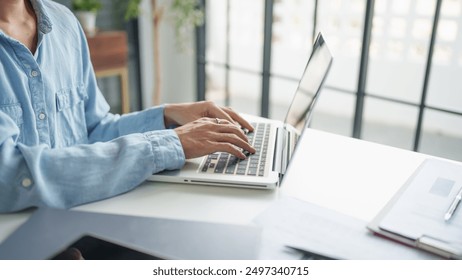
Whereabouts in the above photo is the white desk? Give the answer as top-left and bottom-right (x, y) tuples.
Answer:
(0, 129), (433, 246)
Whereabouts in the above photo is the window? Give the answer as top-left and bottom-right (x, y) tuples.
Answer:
(198, 0), (462, 161)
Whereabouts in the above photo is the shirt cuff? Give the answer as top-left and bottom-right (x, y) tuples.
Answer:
(143, 129), (185, 172)
(119, 105), (167, 135)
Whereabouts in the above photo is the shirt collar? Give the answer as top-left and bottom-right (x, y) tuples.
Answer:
(30, 0), (52, 34)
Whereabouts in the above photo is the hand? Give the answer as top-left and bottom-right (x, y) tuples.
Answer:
(164, 101), (254, 132)
(174, 117), (256, 159)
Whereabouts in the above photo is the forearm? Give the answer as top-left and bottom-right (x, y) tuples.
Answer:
(87, 106), (167, 143)
(0, 130), (185, 213)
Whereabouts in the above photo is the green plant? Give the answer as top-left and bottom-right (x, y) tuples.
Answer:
(170, 0), (204, 31)
(71, 0), (102, 13)
(124, 0), (142, 21)
(170, 0), (204, 50)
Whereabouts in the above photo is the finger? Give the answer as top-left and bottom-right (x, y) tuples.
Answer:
(202, 118), (247, 139)
(213, 118), (231, 125)
(221, 107), (254, 132)
(198, 117), (228, 126)
(204, 103), (250, 130)
(213, 143), (247, 159)
(214, 122), (250, 143)
(205, 104), (254, 132)
(207, 106), (237, 125)
(215, 133), (256, 154)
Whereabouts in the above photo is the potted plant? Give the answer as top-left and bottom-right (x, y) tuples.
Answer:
(72, 0), (102, 36)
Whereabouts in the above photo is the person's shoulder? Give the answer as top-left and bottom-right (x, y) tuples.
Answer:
(40, 0), (82, 40)
(41, 0), (74, 19)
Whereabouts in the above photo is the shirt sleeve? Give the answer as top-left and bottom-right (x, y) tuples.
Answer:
(73, 18), (167, 143)
(0, 111), (185, 213)
(86, 104), (170, 143)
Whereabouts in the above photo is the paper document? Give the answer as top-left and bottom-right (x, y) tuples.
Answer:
(254, 196), (438, 259)
(370, 159), (462, 259)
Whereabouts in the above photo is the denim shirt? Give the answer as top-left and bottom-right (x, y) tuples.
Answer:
(0, 0), (185, 212)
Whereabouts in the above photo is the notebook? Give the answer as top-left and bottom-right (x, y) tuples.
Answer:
(368, 158), (462, 259)
(148, 33), (333, 189)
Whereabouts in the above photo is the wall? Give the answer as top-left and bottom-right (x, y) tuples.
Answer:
(54, 0), (142, 112)
(138, 0), (196, 108)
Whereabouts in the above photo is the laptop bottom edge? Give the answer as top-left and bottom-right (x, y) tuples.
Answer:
(147, 172), (279, 189)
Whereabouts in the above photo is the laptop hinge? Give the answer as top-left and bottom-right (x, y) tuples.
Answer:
(280, 128), (291, 175)
(272, 127), (290, 175)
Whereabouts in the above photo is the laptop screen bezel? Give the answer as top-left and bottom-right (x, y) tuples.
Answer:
(279, 32), (333, 177)
(283, 32), (333, 133)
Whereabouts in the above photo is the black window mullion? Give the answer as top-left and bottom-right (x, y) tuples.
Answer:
(312, 0), (318, 43)
(224, 0), (231, 106)
(352, 0), (375, 139)
(413, 0), (443, 151)
(195, 0), (207, 101)
(261, 0), (274, 118)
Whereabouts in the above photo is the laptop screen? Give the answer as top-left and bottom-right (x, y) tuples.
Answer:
(283, 33), (333, 132)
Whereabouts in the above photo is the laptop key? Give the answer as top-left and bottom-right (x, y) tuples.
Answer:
(236, 167), (247, 175)
(225, 164), (237, 174)
(214, 161), (226, 173)
(247, 168), (257, 176)
(201, 159), (212, 172)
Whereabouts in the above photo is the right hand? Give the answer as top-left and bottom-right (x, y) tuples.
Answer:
(174, 117), (256, 159)
(164, 101), (254, 132)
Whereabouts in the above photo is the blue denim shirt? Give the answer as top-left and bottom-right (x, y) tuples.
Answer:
(0, 0), (185, 212)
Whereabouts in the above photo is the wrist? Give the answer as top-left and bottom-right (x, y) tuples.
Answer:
(163, 104), (176, 128)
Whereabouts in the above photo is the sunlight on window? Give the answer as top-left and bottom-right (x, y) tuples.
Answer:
(374, 0), (387, 14)
(412, 19), (432, 40)
(433, 45), (453, 65)
(408, 43), (427, 63)
(437, 20), (458, 42)
(204, 0), (462, 160)
(386, 41), (405, 60)
(416, 0), (436, 16)
(389, 18), (407, 38)
(372, 17), (384, 37)
(441, 0), (462, 17)
(391, 0), (411, 14)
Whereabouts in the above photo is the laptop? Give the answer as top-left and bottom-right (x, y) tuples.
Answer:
(148, 32), (333, 189)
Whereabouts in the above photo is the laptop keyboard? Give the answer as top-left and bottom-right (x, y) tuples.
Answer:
(200, 122), (270, 176)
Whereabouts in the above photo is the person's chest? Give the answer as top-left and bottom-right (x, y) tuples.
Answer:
(0, 31), (88, 148)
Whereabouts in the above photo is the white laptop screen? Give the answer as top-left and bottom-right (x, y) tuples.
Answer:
(284, 33), (333, 132)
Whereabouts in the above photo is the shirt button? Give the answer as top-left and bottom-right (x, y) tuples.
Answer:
(38, 112), (46, 120)
(21, 178), (33, 188)
(31, 70), (39, 77)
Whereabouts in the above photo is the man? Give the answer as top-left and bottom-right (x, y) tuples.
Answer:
(0, 0), (255, 213)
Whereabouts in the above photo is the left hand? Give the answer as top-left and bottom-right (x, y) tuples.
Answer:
(164, 101), (254, 132)
(174, 117), (256, 159)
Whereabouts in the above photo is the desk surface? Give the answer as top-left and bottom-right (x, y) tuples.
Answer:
(0, 129), (432, 245)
